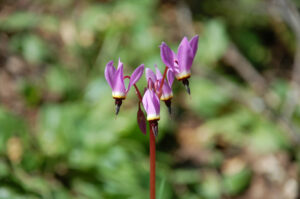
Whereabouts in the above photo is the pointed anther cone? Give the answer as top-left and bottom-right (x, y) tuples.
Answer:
(149, 120), (158, 137)
(164, 99), (172, 114)
(182, 78), (190, 95)
(115, 99), (123, 115)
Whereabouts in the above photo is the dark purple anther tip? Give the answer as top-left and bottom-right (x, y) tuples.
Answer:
(149, 120), (158, 137)
(115, 99), (123, 115)
(182, 78), (190, 95)
(164, 99), (172, 114)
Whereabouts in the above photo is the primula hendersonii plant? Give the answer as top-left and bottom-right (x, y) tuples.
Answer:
(160, 35), (199, 94)
(104, 35), (198, 199)
(104, 58), (144, 114)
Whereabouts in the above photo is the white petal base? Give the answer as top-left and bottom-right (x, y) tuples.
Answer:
(176, 71), (191, 80)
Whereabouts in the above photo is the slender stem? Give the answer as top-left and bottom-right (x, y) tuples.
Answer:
(149, 125), (156, 199)
(149, 66), (167, 199)
(125, 67), (168, 199)
(134, 84), (143, 102)
(158, 66), (168, 98)
(124, 75), (143, 102)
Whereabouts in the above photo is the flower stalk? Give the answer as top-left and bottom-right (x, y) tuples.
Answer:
(127, 67), (168, 199)
(149, 126), (156, 199)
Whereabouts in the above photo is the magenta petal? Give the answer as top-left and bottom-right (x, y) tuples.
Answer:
(167, 69), (175, 86)
(104, 61), (116, 89)
(142, 90), (149, 112)
(112, 62), (126, 93)
(146, 68), (157, 83)
(161, 81), (173, 99)
(147, 78), (155, 91)
(151, 90), (160, 114)
(155, 65), (163, 80)
(142, 89), (160, 120)
(118, 58), (122, 69)
(160, 42), (175, 70)
(127, 64), (144, 93)
(178, 37), (194, 72)
(189, 35), (199, 57)
(137, 103), (147, 134)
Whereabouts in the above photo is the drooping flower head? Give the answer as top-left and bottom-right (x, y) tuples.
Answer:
(160, 35), (198, 94)
(105, 59), (144, 114)
(146, 65), (174, 113)
(142, 79), (160, 136)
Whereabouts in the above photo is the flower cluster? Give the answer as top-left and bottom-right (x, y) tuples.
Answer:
(104, 35), (198, 136)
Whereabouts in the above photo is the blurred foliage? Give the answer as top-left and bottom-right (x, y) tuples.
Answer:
(0, 0), (299, 198)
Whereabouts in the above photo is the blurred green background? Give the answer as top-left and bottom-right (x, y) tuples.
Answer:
(0, 0), (300, 198)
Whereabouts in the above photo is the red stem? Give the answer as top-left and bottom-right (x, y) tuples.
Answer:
(124, 75), (143, 102)
(150, 125), (156, 199)
(134, 84), (143, 102)
(158, 67), (168, 98)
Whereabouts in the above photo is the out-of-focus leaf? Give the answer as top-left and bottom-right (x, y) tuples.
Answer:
(78, 5), (110, 32)
(22, 34), (51, 64)
(197, 20), (229, 65)
(15, 169), (52, 197)
(198, 172), (222, 199)
(249, 120), (289, 153)
(10, 34), (52, 64)
(46, 65), (73, 95)
(233, 30), (270, 66)
(39, 15), (60, 33)
(0, 12), (38, 31)
(0, 107), (28, 153)
(21, 82), (43, 106)
(72, 179), (103, 199)
(37, 103), (87, 156)
(172, 169), (200, 184)
(0, 160), (9, 177)
(223, 168), (252, 196)
(189, 77), (230, 118)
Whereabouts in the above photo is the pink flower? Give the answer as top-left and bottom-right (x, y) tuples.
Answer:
(160, 35), (199, 94)
(105, 59), (144, 114)
(142, 79), (160, 136)
(146, 65), (174, 113)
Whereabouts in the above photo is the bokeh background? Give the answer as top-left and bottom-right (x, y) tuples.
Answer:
(1, 0), (300, 198)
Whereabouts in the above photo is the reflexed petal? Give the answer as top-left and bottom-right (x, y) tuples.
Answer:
(167, 69), (175, 87)
(146, 68), (157, 83)
(118, 58), (123, 69)
(112, 62), (126, 94)
(160, 42), (175, 70)
(127, 64), (144, 93)
(104, 60), (116, 89)
(161, 82), (173, 101)
(189, 35), (199, 57)
(178, 37), (194, 71)
(155, 65), (163, 80)
(151, 89), (160, 114)
(147, 78), (155, 91)
(142, 89), (160, 121)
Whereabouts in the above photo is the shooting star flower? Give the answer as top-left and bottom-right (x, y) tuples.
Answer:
(142, 79), (160, 136)
(105, 59), (144, 115)
(160, 35), (198, 94)
(146, 65), (174, 113)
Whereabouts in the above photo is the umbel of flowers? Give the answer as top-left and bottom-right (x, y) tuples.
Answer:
(104, 35), (198, 199)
